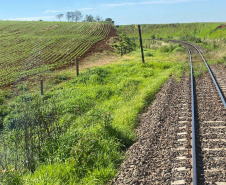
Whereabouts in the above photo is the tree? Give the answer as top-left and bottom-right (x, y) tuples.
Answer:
(73, 10), (83, 22)
(71, 12), (76, 22)
(95, 16), (102, 22)
(66, 12), (72, 22)
(105, 18), (114, 24)
(84, 15), (95, 22)
(56, 14), (64, 21)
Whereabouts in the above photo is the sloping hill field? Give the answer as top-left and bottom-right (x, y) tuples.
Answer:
(0, 21), (112, 87)
(118, 22), (226, 40)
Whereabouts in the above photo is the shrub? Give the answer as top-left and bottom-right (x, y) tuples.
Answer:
(180, 35), (202, 43)
(1, 95), (60, 173)
(145, 51), (153, 57)
(160, 45), (170, 53)
(0, 90), (5, 105)
(1, 171), (23, 185)
(173, 47), (186, 53)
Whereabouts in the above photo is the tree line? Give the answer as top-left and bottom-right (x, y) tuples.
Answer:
(56, 10), (114, 23)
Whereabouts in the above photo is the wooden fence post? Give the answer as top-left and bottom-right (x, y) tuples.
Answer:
(76, 58), (79, 76)
(138, 25), (145, 63)
(40, 80), (44, 95)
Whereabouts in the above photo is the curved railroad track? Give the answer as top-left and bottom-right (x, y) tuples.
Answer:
(113, 40), (225, 185)
(180, 41), (226, 185)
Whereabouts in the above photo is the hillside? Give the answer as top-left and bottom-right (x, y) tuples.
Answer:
(118, 22), (226, 40)
(0, 21), (113, 87)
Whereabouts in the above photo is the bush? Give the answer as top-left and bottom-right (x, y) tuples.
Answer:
(51, 74), (68, 84)
(1, 171), (23, 185)
(173, 47), (186, 53)
(0, 105), (9, 130)
(111, 33), (136, 54)
(160, 44), (182, 53)
(223, 56), (226, 62)
(160, 45), (170, 53)
(1, 95), (60, 173)
(0, 90), (5, 105)
(145, 51), (153, 57)
(180, 35), (202, 43)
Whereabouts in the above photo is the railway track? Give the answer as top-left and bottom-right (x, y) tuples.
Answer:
(180, 41), (226, 185)
(113, 40), (225, 185)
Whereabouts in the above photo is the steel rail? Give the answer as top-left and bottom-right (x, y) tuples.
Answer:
(181, 41), (226, 109)
(155, 39), (225, 184)
(184, 45), (197, 185)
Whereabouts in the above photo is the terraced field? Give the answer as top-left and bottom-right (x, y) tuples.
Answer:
(0, 21), (112, 87)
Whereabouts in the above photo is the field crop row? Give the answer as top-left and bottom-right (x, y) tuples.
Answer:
(0, 21), (112, 87)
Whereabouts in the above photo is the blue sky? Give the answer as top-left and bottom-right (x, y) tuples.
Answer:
(0, 0), (225, 25)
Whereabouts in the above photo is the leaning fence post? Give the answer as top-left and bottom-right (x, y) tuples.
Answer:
(76, 58), (79, 76)
(40, 80), (44, 95)
(138, 25), (145, 63)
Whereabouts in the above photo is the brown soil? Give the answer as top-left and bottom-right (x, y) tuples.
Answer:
(43, 25), (58, 31)
(48, 26), (117, 71)
(216, 25), (226, 30)
(79, 26), (117, 60)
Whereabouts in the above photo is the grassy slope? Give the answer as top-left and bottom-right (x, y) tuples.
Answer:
(0, 47), (186, 184)
(119, 23), (226, 68)
(118, 23), (226, 39)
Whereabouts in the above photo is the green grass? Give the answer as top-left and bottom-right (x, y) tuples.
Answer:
(118, 23), (226, 73)
(0, 48), (185, 184)
(118, 23), (226, 53)
(118, 23), (226, 40)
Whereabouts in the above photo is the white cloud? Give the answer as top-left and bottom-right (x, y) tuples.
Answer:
(44, 8), (94, 14)
(44, 10), (62, 14)
(80, 8), (94, 11)
(103, 0), (202, 7)
(7, 16), (55, 21)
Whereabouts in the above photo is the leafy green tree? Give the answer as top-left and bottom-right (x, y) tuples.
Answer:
(84, 15), (95, 22)
(73, 10), (83, 22)
(56, 14), (64, 21)
(66, 12), (72, 22)
(95, 15), (102, 22)
(105, 18), (114, 24)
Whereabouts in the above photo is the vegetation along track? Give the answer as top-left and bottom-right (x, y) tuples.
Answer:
(181, 41), (226, 185)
